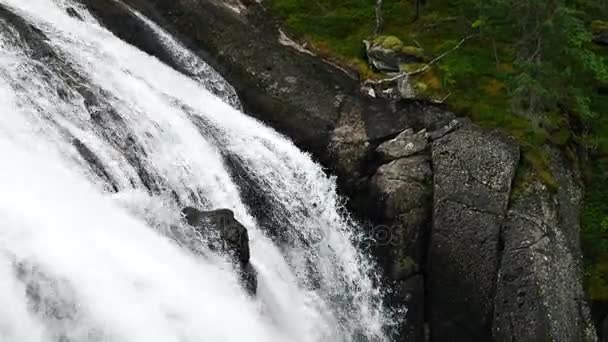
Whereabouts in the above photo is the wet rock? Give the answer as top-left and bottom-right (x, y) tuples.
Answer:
(370, 154), (432, 342)
(72, 138), (119, 192)
(376, 128), (428, 161)
(181, 207), (256, 294)
(429, 126), (519, 341)
(394, 275), (425, 342)
(65, 7), (83, 20)
(182, 208), (250, 263)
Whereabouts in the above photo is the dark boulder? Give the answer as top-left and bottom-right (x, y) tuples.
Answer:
(594, 32), (608, 45)
(65, 7), (83, 20)
(181, 207), (256, 294)
(592, 21), (608, 46)
(429, 125), (519, 341)
(394, 274), (426, 342)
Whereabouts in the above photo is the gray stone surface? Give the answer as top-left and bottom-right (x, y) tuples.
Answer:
(371, 155), (432, 220)
(429, 126), (519, 341)
(493, 151), (596, 342)
(376, 128), (428, 161)
(370, 154), (432, 342)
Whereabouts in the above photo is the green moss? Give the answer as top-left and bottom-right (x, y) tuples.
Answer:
(591, 20), (608, 33)
(375, 35), (403, 50)
(414, 81), (428, 93)
(511, 147), (559, 197)
(582, 159), (608, 300)
(401, 45), (424, 58)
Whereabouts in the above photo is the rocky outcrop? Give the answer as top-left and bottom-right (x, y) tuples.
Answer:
(364, 35), (424, 73)
(376, 128), (428, 161)
(181, 207), (257, 295)
(592, 20), (608, 46)
(493, 150), (596, 342)
(429, 125), (520, 341)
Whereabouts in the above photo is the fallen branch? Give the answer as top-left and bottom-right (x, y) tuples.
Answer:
(363, 34), (475, 86)
(433, 92), (452, 104)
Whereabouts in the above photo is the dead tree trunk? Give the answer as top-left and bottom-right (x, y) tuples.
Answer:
(414, 0), (426, 21)
(375, 0), (383, 34)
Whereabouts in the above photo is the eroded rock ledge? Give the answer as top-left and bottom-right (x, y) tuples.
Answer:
(78, 0), (598, 340)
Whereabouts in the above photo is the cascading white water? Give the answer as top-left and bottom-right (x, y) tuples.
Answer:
(0, 0), (392, 341)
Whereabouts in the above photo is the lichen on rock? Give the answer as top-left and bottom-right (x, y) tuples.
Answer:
(365, 35), (424, 73)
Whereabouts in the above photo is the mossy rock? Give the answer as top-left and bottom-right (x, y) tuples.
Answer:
(395, 64), (445, 100)
(587, 260), (608, 301)
(592, 20), (608, 33)
(414, 81), (429, 94)
(373, 35), (424, 57)
(401, 46), (424, 59)
(374, 35), (404, 50)
(367, 36), (425, 72)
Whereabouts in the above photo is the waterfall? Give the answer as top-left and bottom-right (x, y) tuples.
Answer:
(0, 0), (391, 341)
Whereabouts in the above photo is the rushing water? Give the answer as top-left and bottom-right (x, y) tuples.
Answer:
(0, 0), (390, 341)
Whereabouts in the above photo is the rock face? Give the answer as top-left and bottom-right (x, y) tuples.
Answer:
(181, 207), (257, 294)
(376, 128), (428, 161)
(370, 128), (433, 341)
(429, 126), (520, 341)
(493, 151), (596, 342)
(594, 32), (608, 46)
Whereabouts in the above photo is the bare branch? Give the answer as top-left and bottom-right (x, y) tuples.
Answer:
(433, 92), (452, 104)
(492, 39), (500, 68)
(364, 34), (474, 86)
